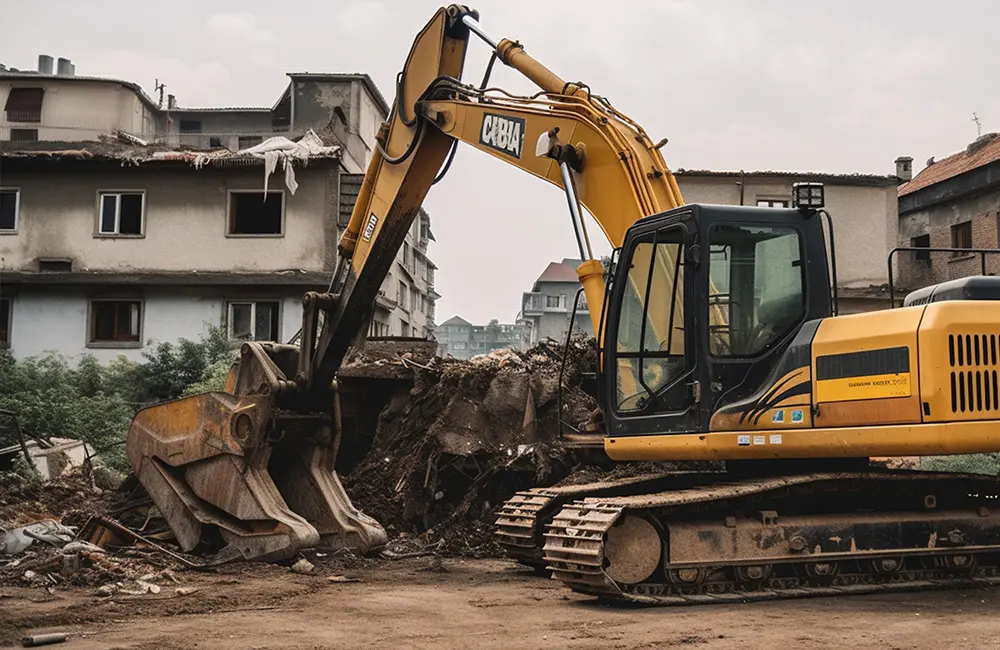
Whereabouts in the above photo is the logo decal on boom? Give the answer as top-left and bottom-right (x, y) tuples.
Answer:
(362, 213), (378, 242)
(480, 112), (525, 159)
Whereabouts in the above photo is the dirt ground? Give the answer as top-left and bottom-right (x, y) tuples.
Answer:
(3, 558), (1000, 650)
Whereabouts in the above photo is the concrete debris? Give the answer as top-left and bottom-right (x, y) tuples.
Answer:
(1, 520), (76, 556)
(326, 575), (361, 583)
(290, 558), (315, 574)
(21, 632), (68, 647)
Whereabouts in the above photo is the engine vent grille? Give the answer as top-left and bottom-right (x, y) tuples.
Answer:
(949, 333), (999, 413)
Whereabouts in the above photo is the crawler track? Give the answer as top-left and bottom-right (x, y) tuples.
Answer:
(540, 471), (1000, 605)
(495, 472), (723, 568)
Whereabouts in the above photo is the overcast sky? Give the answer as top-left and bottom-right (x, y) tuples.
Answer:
(6, 1), (999, 324)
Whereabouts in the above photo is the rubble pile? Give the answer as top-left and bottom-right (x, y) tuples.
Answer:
(343, 336), (610, 556)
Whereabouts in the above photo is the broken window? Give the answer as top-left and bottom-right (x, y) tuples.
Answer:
(4, 88), (43, 123)
(951, 221), (972, 254)
(0, 189), (18, 231)
(9, 129), (38, 142)
(229, 191), (283, 235)
(179, 120), (201, 134)
(98, 192), (144, 235)
(228, 301), (280, 341)
(90, 300), (141, 344)
(0, 298), (9, 346)
(546, 295), (561, 309)
(238, 136), (263, 150)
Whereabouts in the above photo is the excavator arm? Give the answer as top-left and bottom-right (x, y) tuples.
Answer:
(125, 5), (693, 565)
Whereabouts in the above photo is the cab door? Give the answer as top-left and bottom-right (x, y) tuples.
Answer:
(602, 212), (702, 436)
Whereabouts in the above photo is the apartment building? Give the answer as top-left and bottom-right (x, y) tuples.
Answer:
(0, 57), (439, 360)
(519, 259), (594, 347)
(0, 57), (387, 173)
(896, 134), (1000, 293)
(435, 316), (525, 359)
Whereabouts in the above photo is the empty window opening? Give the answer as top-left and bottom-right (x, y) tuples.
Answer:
(99, 192), (144, 235)
(90, 300), (141, 343)
(38, 259), (72, 272)
(0, 189), (18, 231)
(911, 234), (931, 262)
(179, 120), (201, 134)
(228, 301), (280, 341)
(209, 137), (223, 148)
(229, 191), (283, 235)
(0, 298), (10, 345)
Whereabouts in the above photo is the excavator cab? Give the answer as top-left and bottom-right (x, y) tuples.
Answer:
(602, 204), (832, 437)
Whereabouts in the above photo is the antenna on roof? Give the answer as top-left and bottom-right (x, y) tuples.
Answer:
(154, 79), (166, 108)
(973, 112), (983, 137)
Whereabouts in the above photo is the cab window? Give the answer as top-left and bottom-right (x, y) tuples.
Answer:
(614, 227), (686, 412)
(708, 224), (805, 357)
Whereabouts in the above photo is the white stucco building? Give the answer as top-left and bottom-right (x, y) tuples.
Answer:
(0, 57), (439, 361)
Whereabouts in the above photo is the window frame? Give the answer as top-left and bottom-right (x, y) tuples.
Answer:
(226, 190), (286, 238)
(9, 128), (38, 142)
(756, 198), (791, 208)
(87, 298), (144, 348)
(225, 299), (282, 342)
(0, 187), (20, 234)
(95, 189), (146, 238)
(951, 221), (973, 255)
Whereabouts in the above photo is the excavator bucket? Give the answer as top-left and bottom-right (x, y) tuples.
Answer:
(125, 341), (387, 563)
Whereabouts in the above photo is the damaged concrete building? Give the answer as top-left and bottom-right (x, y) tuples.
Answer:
(0, 58), (439, 359)
(434, 315), (526, 359)
(896, 134), (1000, 292)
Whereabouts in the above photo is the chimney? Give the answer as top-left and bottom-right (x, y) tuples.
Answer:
(56, 57), (73, 75)
(167, 94), (177, 109)
(895, 156), (913, 182)
(37, 55), (53, 75)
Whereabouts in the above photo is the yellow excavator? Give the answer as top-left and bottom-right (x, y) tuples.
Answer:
(127, 5), (1000, 604)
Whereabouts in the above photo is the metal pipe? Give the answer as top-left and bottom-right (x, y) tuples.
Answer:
(461, 14), (498, 50)
(886, 246), (1000, 307)
(559, 161), (592, 260)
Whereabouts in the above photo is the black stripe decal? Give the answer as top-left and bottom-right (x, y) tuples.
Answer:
(752, 382), (813, 425)
(815, 346), (910, 381)
(740, 370), (805, 424)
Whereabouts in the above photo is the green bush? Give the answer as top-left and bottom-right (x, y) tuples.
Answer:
(920, 454), (1000, 475)
(0, 326), (239, 473)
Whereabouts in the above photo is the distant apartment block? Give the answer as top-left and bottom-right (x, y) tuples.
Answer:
(435, 316), (526, 359)
(0, 56), (438, 360)
(519, 259), (594, 347)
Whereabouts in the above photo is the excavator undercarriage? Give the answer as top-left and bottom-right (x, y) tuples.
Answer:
(499, 468), (1000, 604)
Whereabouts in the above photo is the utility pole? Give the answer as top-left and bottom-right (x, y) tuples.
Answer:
(973, 112), (983, 137)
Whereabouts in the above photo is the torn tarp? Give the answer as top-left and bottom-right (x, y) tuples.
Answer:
(238, 130), (340, 194)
